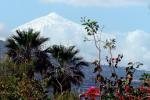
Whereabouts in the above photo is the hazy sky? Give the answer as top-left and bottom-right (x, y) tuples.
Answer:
(0, 0), (150, 70)
(0, 0), (149, 32)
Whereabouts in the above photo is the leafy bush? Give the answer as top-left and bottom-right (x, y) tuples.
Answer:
(0, 59), (46, 99)
(53, 91), (79, 100)
(0, 75), (46, 99)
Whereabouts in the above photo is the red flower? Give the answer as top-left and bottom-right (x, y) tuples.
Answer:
(128, 95), (135, 100)
(115, 90), (121, 96)
(139, 86), (150, 93)
(137, 96), (142, 100)
(125, 85), (131, 93)
(80, 86), (100, 100)
(119, 95), (125, 100)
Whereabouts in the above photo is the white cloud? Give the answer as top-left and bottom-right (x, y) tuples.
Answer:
(0, 24), (4, 33)
(118, 30), (150, 70)
(93, 30), (150, 71)
(0, 23), (6, 40)
(41, 0), (149, 7)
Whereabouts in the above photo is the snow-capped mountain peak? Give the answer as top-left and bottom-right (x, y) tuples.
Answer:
(13, 12), (94, 60)
(15, 12), (81, 34)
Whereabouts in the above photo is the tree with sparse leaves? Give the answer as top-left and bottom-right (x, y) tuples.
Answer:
(81, 18), (144, 99)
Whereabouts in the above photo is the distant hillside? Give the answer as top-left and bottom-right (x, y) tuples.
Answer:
(0, 40), (6, 60)
(78, 63), (149, 91)
(83, 63), (148, 80)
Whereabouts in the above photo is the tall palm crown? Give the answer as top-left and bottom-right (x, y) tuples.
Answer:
(6, 29), (49, 63)
(45, 45), (88, 93)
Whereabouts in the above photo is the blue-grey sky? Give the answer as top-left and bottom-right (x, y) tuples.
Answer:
(0, 0), (150, 32)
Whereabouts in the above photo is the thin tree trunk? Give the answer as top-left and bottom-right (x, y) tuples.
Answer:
(56, 79), (63, 94)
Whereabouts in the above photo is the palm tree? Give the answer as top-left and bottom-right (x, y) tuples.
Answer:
(45, 45), (88, 94)
(6, 28), (49, 64)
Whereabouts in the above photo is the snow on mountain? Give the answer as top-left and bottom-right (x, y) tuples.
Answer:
(14, 12), (97, 61)
(0, 37), (5, 41)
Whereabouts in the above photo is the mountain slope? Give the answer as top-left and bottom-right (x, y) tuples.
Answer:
(14, 12), (96, 60)
(0, 40), (6, 60)
(14, 13), (83, 45)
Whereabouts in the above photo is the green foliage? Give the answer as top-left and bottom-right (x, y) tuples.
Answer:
(81, 17), (104, 80)
(6, 28), (49, 63)
(0, 75), (46, 99)
(17, 74), (46, 99)
(125, 62), (143, 85)
(140, 73), (150, 86)
(81, 17), (101, 35)
(0, 76), (18, 99)
(54, 92), (79, 100)
(103, 39), (116, 49)
(0, 60), (34, 76)
(0, 58), (46, 99)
